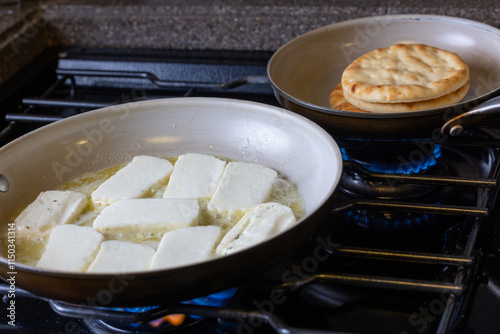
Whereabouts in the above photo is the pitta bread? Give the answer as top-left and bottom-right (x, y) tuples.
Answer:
(329, 83), (370, 112)
(341, 44), (469, 103)
(343, 80), (470, 113)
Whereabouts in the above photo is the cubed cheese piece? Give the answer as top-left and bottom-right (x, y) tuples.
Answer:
(150, 226), (221, 270)
(91, 155), (173, 204)
(207, 162), (278, 214)
(87, 240), (155, 273)
(163, 153), (226, 199)
(93, 198), (199, 234)
(216, 202), (296, 255)
(15, 190), (88, 237)
(36, 225), (104, 272)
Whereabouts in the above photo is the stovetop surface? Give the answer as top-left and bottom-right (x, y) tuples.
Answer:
(1, 48), (500, 334)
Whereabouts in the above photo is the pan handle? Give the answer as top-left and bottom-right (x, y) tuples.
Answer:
(441, 96), (500, 136)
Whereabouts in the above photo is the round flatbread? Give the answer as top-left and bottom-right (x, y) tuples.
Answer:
(329, 83), (370, 112)
(343, 80), (470, 113)
(341, 43), (469, 103)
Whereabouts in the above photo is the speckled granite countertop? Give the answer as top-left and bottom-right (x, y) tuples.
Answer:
(0, 0), (500, 84)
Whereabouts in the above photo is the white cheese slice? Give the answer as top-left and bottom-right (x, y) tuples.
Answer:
(87, 240), (155, 273)
(36, 225), (104, 272)
(93, 198), (200, 234)
(91, 155), (173, 204)
(216, 202), (296, 255)
(207, 162), (278, 214)
(149, 226), (221, 270)
(163, 153), (226, 199)
(14, 190), (88, 237)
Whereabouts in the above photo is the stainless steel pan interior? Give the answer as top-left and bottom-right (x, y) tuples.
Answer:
(0, 97), (342, 306)
(267, 15), (500, 141)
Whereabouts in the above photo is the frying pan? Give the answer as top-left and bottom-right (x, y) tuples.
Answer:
(0, 97), (342, 306)
(267, 15), (500, 142)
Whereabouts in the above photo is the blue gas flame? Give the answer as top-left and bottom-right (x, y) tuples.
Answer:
(341, 145), (441, 174)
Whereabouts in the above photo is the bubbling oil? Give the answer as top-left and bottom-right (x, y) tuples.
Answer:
(15, 156), (306, 267)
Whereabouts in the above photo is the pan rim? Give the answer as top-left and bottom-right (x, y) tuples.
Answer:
(267, 14), (500, 118)
(0, 96), (343, 280)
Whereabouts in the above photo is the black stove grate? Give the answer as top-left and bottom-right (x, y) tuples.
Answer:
(1, 48), (500, 334)
(0, 48), (277, 145)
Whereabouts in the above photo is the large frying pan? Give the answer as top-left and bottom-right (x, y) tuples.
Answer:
(0, 98), (342, 306)
(268, 15), (500, 142)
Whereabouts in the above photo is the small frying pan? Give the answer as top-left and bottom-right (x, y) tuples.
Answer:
(267, 14), (500, 142)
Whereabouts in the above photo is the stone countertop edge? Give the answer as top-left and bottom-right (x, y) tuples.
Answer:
(0, 0), (499, 86)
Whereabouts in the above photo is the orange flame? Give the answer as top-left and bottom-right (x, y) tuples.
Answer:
(150, 314), (187, 328)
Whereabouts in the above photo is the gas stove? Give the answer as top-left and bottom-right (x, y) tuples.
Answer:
(1, 47), (500, 334)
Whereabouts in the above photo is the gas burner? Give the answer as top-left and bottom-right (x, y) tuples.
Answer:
(85, 317), (190, 334)
(339, 159), (448, 199)
(335, 139), (497, 235)
(341, 143), (441, 174)
(339, 140), (445, 199)
(54, 288), (237, 334)
(84, 305), (197, 334)
(342, 207), (435, 231)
